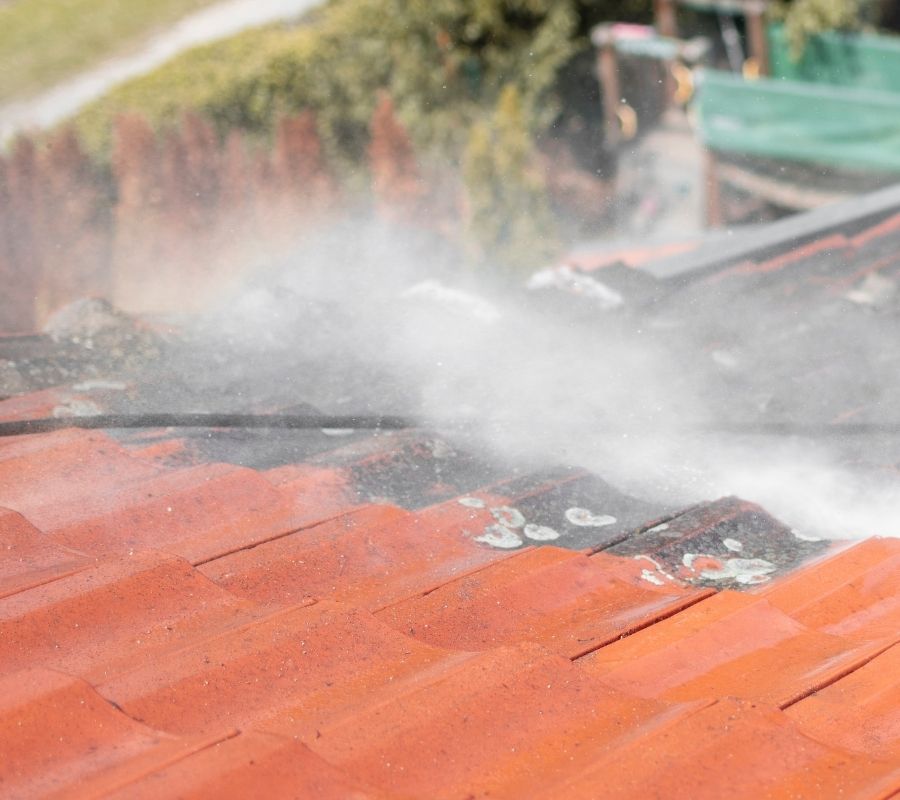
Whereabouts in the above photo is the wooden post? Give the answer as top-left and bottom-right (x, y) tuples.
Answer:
(653, 0), (679, 109)
(705, 148), (724, 229)
(595, 27), (622, 153)
(654, 0), (678, 38)
(746, 2), (771, 76)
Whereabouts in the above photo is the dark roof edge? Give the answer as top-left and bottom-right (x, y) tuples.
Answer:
(642, 182), (900, 282)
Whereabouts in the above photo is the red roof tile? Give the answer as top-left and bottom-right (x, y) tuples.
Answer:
(0, 550), (260, 682)
(0, 507), (88, 600)
(291, 642), (708, 799)
(0, 668), (225, 800)
(547, 698), (900, 800)
(98, 600), (467, 737)
(95, 732), (392, 800)
(0, 419), (898, 796)
(375, 547), (711, 657)
(761, 537), (900, 641)
(8, 176), (900, 798)
(787, 644), (900, 761)
(578, 591), (892, 707)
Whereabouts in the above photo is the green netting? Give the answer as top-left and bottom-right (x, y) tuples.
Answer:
(768, 22), (900, 93)
(697, 69), (900, 172)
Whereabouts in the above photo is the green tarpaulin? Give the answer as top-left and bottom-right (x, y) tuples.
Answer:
(768, 23), (900, 94)
(697, 69), (900, 172)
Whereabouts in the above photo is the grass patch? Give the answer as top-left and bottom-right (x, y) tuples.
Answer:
(0, 0), (217, 102)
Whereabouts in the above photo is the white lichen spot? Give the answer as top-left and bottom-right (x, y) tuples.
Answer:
(458, 496), (486, 509)
(735, 572), (773, 585)
(565, 507), (617, 527)
(321, 428), (355, 436)
(697, 557), (777, 583)
(792, 528), (823, 542)
(682, 552), (702, 569)
(647, 522), (670, 533)
(634, 554), (677, 583)
(491, 506), (526, 529)
(523, 523), (560, 541)
(722, 538), (743, 552)
(73, 379), (127, 392)
(474, 524), (523, 549)
(640, 569), (665, 586)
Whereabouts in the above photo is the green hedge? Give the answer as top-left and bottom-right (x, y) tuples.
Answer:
(75, 0), (591, 165)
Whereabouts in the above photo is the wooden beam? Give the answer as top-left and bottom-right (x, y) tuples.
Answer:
(716, 163), (850, 210)
(594, 28), (623, 153)
(655, 0), (678, 38)
(704, 148), (724, 228)
(745, 6), (770, 76)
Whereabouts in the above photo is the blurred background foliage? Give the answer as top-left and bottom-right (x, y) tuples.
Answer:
(45, 0), (893, 275)
(73, 0), (653, 164)
(771, 0), (877, 56)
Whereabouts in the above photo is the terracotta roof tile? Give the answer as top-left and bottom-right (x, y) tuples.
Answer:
(0, 507), (88, 600)
(0, 550), (260, 682)
(95, 732), (392, 800)
(546, 698), (900, 800)
(0, 668), (226, 800)
(787, 644), (900, 761)
(375, 547), (711, 657)
(6, 193), (900, 800)
(0, 409), (898, 798)
(761, 538), (900, 641)
(292, 642), (709, 800)
(198, 500), (513, 610)
(97, 600), (470, 737)
(577, 591), (892, 707)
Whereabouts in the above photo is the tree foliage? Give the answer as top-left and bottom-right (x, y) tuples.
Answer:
(368, 93), (424, 224)
(771, 0), (877, 56)
(74, 0), (650, 166)
(463, 85), (558, 271)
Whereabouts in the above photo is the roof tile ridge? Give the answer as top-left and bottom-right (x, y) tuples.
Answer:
(570, 588), (716, 660)
(778, 637), (900, 710)
(760, 536), (899, 617)
(276, 641), (564, 746)
(850, 211), (900, 249)
(92, 597), (319, 688)
(537, 694), (722, 796)
(3, 665), (234, 745)
(192, 505), (403, 567)
(1, 547), (230, 610)
(68, 729), (242, 800)
(261, 647), (482, 745)
(371, 544), (541, 613)
(488, 469), (590, 503)
(0, 559), (95, 602)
